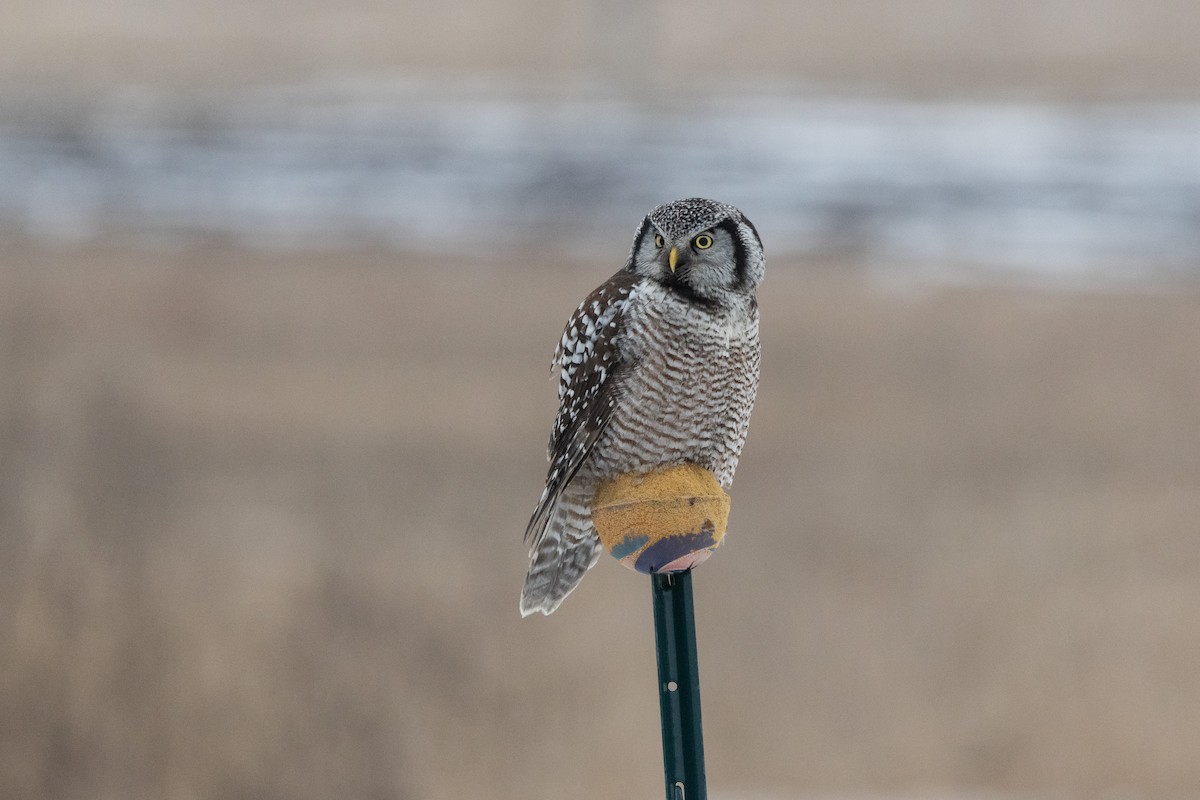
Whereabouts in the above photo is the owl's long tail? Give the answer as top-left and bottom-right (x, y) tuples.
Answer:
(520, 489), (601, 617)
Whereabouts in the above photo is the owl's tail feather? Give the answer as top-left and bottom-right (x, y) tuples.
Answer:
(520, 494), (601, 617)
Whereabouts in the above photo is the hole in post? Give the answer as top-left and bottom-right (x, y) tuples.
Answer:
(667, 681), (678, 692)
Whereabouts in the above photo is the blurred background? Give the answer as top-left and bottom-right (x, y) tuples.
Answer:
(2, 2), (1199, 798)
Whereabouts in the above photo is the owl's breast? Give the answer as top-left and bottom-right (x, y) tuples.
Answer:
(588, 288), (759, 486)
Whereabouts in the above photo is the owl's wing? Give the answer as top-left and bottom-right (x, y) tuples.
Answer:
(524, 270), (640, 549)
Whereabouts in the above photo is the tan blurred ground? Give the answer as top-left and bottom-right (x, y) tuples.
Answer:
(2, 242), (1198, 799)
(4, 0), (1200, 98)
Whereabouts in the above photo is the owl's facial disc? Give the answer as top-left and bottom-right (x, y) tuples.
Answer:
(658, 229), (722, 283)
(659, 232), (710, 277)
(628, 198), (764, 300)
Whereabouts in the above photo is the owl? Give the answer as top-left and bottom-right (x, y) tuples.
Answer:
(521, 198), (764, 617)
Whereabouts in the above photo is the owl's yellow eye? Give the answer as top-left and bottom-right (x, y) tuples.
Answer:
(693, 233), (714, 250)
(653, 234), (664, 249)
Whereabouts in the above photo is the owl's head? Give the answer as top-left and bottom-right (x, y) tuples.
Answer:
(626, 198), (764, 303)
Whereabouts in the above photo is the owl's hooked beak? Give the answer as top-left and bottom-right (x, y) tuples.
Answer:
(668, 246), (679, 273)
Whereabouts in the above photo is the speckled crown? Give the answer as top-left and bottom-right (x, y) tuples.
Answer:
(648, 197), (743, 239)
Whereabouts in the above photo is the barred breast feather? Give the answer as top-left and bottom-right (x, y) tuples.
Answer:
(588, 282), (760, 490)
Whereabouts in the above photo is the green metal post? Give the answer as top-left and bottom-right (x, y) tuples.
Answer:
(651, 570), (707, 800)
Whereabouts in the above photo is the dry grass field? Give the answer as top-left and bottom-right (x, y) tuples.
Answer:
(5, 0), (1200, 98)
(2, 241), (1198, 799)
